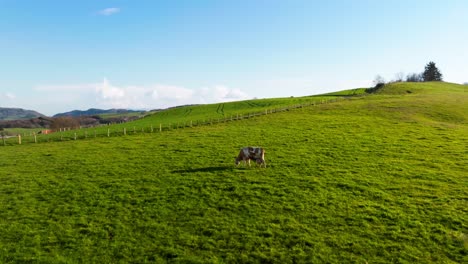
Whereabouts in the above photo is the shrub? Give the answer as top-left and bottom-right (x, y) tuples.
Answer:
(366, 82), (385, 94)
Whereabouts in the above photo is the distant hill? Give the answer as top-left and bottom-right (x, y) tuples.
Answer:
(0, 107), (46, 121)
(0, 113), (141, 130)
(0, 108), (144, 129)
(53, 108), (142, 117)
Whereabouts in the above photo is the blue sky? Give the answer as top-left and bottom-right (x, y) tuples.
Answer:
(1, 0), (467, 115)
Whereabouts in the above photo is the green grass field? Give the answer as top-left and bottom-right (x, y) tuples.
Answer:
(0, 82), (466, 263)
(1, 94), (350, 145)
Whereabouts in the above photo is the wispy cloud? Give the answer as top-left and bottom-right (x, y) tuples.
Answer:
(98, 7), (121, 16)
(96, 78), (125, 99)
(5, 92), (16, 100)
(1, 92), (16, 100)
(94, 79), (250, 109)
(33, 79), (251, 113)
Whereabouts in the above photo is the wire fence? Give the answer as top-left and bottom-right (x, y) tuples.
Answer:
(1, 97), (343, 146)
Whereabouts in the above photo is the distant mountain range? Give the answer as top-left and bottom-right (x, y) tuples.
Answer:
(0, 107), (144, 129)
(0, 107), (45, 121)
(53, 108), (142, 117)
(0, 107), (143, 120)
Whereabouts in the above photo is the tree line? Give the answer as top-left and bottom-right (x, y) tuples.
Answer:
(0, 115), (140, 134)
(368, 61), (444, 93)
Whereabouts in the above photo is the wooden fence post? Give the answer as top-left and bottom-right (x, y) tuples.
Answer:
(107, 129), (110, 137)
(34, 133), (37, 143)
(74, 133), (77, 140)
(124, 128), (127, 135)
(18, 135), (21, 145)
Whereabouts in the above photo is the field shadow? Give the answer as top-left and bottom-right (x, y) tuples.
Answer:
(173, 166), (232, 173)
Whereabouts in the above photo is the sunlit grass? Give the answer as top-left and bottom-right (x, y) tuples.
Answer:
(0, 82), (467, 262)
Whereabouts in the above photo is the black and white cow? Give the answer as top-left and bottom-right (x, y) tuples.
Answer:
(235, 147), (266, 167)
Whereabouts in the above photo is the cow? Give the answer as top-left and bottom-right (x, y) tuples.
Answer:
(235, 147), (266, 168)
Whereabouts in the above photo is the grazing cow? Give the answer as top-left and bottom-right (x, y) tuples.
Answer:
(235, 147), (266, 167)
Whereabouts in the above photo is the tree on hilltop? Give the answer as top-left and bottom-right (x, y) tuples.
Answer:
(406, 72), (422, 82)
(422, 61), (443, 82)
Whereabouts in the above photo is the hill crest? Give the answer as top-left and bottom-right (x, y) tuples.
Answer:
(0, 107), (45, 121)
(375, 81), (466, 95)
(53, 108), (142, 117)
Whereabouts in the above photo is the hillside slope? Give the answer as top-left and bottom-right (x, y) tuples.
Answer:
(0, 107), (45, 120)
(0, 82), (466, 263)
(367, 82), (467, 126)
(53, 108), (142, 117)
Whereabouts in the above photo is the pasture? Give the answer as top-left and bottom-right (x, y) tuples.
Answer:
(0, 82), (467, 263)
(1, 93), (353, 145)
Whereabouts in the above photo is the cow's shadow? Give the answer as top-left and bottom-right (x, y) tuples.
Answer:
(173, 166), (232, 173)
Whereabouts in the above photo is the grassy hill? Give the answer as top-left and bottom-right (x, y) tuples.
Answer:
(0, 82), (466, 263)
(1, 91), (357, 143)
(53, 108), (143, 118)
(0, 107), (45, 121)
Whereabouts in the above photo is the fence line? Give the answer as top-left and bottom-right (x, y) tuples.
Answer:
(1, 97), (344, 146)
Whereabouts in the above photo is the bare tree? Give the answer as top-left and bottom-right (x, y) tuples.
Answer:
(366, 75), (386, 94)
(406, 73), (423, 82)
(373, 75), (386, 86)
(394, 72), (405, 82)
(50, 117), (80, 131)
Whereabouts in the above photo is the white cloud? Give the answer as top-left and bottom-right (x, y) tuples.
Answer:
(98, 7), (121, 16)
(4, 92), (16, 100)
(195, 85), (249, 104)
(151, 85), (195, 101)
(96, 78), (125, 99)
(146, 83), (249, 108)
(32, 79), (251, 114)
(224, 88), (249, 100)
(0, 92), (16, 104)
